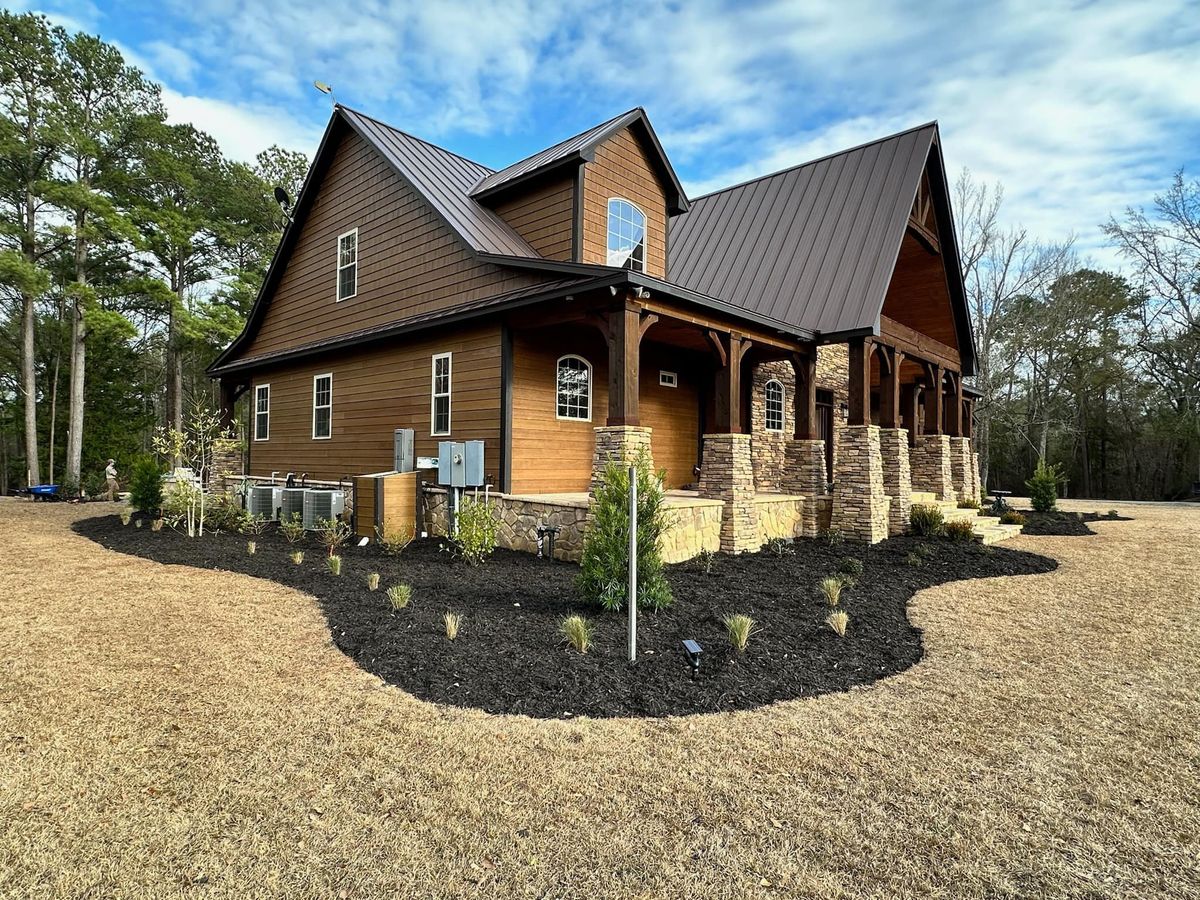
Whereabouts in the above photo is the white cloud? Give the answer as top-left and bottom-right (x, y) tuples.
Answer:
(160, 88), (323, 162)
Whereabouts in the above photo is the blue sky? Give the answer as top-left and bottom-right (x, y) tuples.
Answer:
(16, 0), (1200, 266)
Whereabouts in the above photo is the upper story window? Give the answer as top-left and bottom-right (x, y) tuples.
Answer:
(606, 198), (646, 272)
(431, 352), (452, 435)
(254, 384), (270, 441)
(337, 229), (358, 301)
(312, 373), (333, 439)
(764, 379), (785, 433)
(556, 355), (591, 421)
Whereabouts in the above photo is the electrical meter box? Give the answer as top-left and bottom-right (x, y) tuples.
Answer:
(393, 428), (414, 473)
(437, 440), (485, 488)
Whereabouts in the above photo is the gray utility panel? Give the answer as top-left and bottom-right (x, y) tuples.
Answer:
(437, 440), (485, 488)
(393, 428), (415, 473)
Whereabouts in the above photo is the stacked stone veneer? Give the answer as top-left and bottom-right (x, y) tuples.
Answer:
(911, 433), (956, 501)
(971, 451), (983, 503)
(783, 439), (828, 537)
(699, 433), (760, 552)
(211, 445), (243, 494)
(659, 498), (723, 563)
(878, 428), (912, 536)
(949, 437), (975, 505)
(755, 495), (805, 543)
(590, 425), (654, 490)
(750, 360), (793, 491)
(831, 425), (890, 543)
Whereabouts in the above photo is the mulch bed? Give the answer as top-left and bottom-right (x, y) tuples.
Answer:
(1014, 509), (1131, 536)
(74, 515), (1057, 719)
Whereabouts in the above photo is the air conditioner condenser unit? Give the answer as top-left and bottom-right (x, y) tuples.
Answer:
(248, 485), (284, 520)
(302, 489), (346, 530)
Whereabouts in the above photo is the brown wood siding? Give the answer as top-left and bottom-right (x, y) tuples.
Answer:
(510, 325), (700, 493)
(580, 127), (668, 277)
(880, 233), (960, 351)
(241, 129), (546, 359)
(248, 324), (502, 482)
(490, 174), (575, 261)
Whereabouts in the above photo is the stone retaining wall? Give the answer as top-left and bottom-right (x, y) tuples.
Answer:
(755, 495), (805, 544)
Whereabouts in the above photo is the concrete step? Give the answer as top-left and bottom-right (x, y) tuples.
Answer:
(910, 491), (938, 504)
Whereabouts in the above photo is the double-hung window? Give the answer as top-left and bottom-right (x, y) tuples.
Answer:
(254, 384), (270, 441)
(312, 373), (333, 439)
(606, 198), (646, 271)
(431, 353), (452, 435)
(764, 379), (785, 433)
(336, 228), (357, 301)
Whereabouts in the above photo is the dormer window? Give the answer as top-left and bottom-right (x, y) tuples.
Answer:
(337, 228), (357, 301)
(606, 198), (646, 272)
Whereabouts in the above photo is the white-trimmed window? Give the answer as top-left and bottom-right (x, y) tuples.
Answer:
(556, 355), (591, 421)
(431, 353), (452, 435)
(659, 370), (678, 388)
(606, 198), (646, 271)
(764, 379), (785, 433)
(254, 384), (270, 441)
(336, 228), (358, 301)
(312, 373), (333, 439)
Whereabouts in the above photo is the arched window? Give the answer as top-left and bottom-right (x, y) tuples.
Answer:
(556, 355), (592, 421)
(764, 379), (785, 432)
(606, 198), (646, 271)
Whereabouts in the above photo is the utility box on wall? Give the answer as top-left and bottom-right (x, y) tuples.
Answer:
(393, 428), (415, 473)
(437, 440), (485, 488)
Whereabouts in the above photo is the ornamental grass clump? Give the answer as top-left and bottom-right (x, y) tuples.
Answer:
(289, 550), (304, 565)
(367, 573), (380, 591)
(443, 611), (462, 640)
(279, 512), (305, 544)
(326, 555), (342, 576)
(910, 503), (945, 536)
(577, 453), (673, 612)
(560, 615), (594, 654)
(1026, 458), (1059, 512)
(119, 509), (132, 526)
(387, 584), (412, 610)
(905, 551), (922, 568)
(819, 576), (843, 606)
(247, 540), (257, 555)
(451, 497), (498, 565)
(150, 518), (163, 532)
(826, 609), (849, 637)
(723, 613), (757, 654)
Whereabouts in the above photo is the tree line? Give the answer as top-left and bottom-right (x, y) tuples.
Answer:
(0, 11), (306, 495)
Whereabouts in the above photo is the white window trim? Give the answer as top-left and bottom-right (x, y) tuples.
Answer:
(253, 383), (270, 442)
(606, 197), (647, 273)
(764, 378), (786, 433)
(555, 354), (593, 422)
(659, 370), (678, 388)
(336, 228), (358, 301)
(312, 373), (333, 440)
(431, 352), (452, 436)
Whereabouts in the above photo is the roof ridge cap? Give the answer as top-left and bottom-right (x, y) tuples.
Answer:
(337, 104), (495, 173)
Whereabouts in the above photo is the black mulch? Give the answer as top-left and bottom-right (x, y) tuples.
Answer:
(74, 515), (1057, 719)
(1013, 509), (1132, 536)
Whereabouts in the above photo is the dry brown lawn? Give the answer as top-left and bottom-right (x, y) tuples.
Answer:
(1, 499), (1198, 898)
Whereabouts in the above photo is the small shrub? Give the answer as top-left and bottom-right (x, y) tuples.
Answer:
(999, 510), (1027, 527)
(916, 542), (935, 558)
(1107, 509), (1119, 518)
(128, 456), (164, 513)
(279, 512), (305, 544)
(242, 514), (269, 536)
(367, 572), (380, 591)
(134, 519), (143, 529)
(822, 527), (845, 546)
(451, 496), (498, 566)
(695, 548), (717, 575)
(376, 523), (414, 555)
(560, 615), (595, 654)
(247, 540), (257, 555)
(723, 613), (757, 654)
(119, 509), (131, 526)
(826, 609), (849, 637)
(836, 572), (857, 589)
(944, 519), (978, 542)
(204, 493), (252, 533)
(957, 498), (981, 510)
(765, 537), (794, 557)
(289, 550), (304, 565)
(1026, 459), (1059, 512)
(317, 517), (352, 557)
(443, 611), (462, 640)
(151, 518), (163, 532)
(387, 583), (412, 610)
(326, 554), (342, 576)
(905, 551), (922, 567)
(818, 576), (842, 606)
(910, 503), (945, 536)
(837, 556), (863, 577)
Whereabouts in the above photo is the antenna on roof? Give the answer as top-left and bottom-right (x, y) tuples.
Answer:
(313, 80), (336, 106)
(273, 186), (293, 227)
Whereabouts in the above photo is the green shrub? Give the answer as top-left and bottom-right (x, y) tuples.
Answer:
(915, 542), (935, 558)
(943, 519), (978, 542)
(387, 583), (412, 610)
(560, 615), (595, 654)
(82, 472), (106, 499)
(279, 512), (305, 544)
(203, 493), (252, 533)
(837, 556), (863, 577)
(905, 551), (922, 567)
(999, 510), (1027, 527)
(1026, 459), (1058, 512)
(818, 576), (842, 606)
(317, 517), (352, 557)
(956, 498), (981, 510)
(452, 496), (497, 566)
(128, 456), (164, 513)
(723, 613), (757, 654)
(241, 514), (269, 536)
(910, 503), (945, 536)
(822, 527), (845, 546)
(695, 548), (717, 575)
(376, 523), (414, 555)
(577, 453), (673, 612)
(765, 537), (794, 557)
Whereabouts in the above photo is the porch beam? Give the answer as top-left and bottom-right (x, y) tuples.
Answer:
(847, 337), (873, 426)
(879, 315), (960, 373)
(790, 352), (818, 440)
(879, 345), (906, 428)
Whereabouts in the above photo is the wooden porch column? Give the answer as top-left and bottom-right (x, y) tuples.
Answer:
(709, 330), (750, 433)
(878, 345), (905, 428)
(945, 371), (964, 437)
(923, 363), (944, 434)
(847, 337), (873, 426)
(902, 383), (921, 446)
(606, 304), (642, 426)
(964, 397), (975, 439)
(790, 351), (818, 440)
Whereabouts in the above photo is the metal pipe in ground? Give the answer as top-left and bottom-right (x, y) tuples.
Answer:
(628, 464), (637, 663)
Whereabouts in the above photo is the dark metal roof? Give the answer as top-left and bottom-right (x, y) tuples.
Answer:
(470, 107), (690, 213)
(668, 122), (938, 338)
(339, 106), (541, 258)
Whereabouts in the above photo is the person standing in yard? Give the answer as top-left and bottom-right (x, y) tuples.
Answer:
(105, 459), (119, 501)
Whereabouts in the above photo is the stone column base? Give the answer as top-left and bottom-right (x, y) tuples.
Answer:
(879, 428), (912, 536)
(211, 446), (243, 495)
(971, 451), (982, 504)
(699, 433), (759, 553)
(949, 437), (973, 505)
(911, 433), (956, 502)
(831, 425), (890, 543)
(590, 426), (654, 493)
(783, 438), (828, 537)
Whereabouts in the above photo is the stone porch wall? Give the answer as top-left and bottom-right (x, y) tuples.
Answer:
(755, 494), (805, 544)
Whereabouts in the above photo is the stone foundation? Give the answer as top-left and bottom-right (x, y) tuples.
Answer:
(699, 433), (760, 553)
(911, 433), (956, 502)
(590, 425), (653, 491)
(782, 438), (828, 537)
(831, 425), (890, 543)
(879, 428), (912, 536)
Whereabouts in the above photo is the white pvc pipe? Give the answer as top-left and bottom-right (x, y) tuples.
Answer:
(628, 465), (638, 663)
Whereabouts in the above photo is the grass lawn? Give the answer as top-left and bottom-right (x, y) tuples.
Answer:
(1, 498), (1197, 898)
